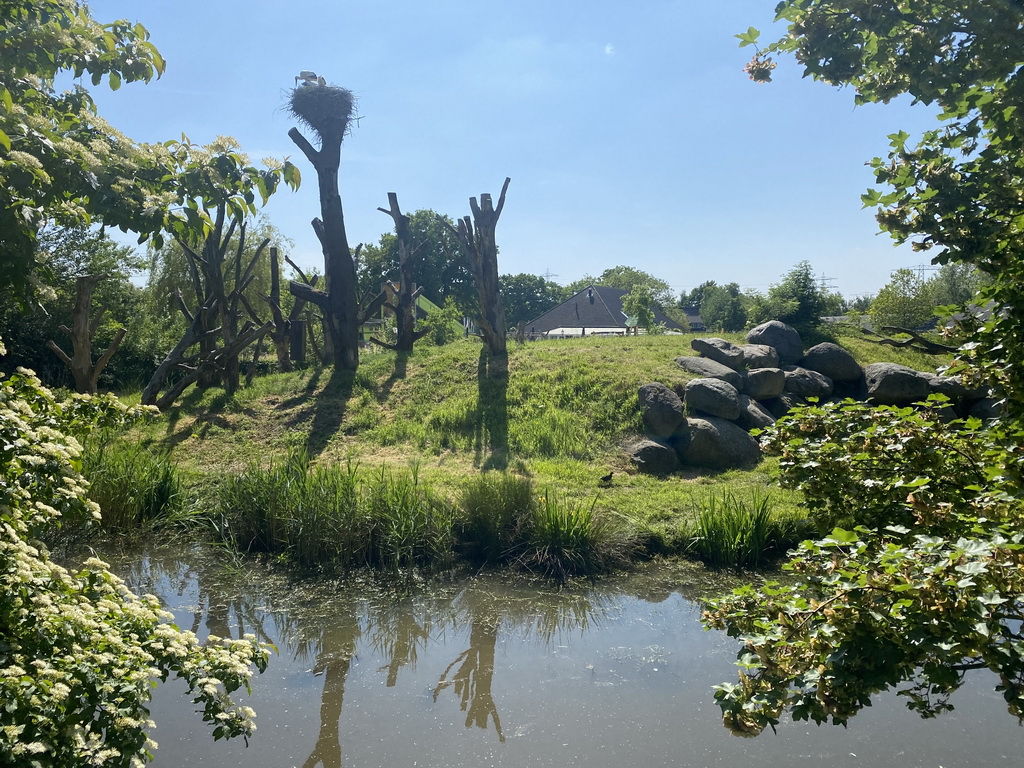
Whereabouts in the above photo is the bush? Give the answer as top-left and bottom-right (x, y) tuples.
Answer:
(0, 358), (267, 767)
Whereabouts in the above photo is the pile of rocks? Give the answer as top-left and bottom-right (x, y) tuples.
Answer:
(629, 320), (997, 474)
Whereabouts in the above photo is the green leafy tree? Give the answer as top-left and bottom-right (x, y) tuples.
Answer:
(924, 263), (989, 309)
(699, 282), (747, 332)
(499, 272), (565, 327)
(621, 284), (656, 331)
(869, 268), (934, 329)
(709, 0), (1024, 736)
(0, 3), (298, 309)
(746, 261), (827, 330)
(0, 225), (148, 389)
(358, 210), (475, 315)
(0, 355), (269, 766)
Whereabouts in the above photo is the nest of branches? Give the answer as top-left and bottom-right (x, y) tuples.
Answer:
(288, 85), (356, 143)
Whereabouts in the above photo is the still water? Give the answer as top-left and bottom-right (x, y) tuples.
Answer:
(102, 543), (1020, 768)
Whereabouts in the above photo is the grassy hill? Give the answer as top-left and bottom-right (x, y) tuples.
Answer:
(117, 328), (944, 562)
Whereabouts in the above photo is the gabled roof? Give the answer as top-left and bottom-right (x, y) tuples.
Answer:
(525, 285), (685, 334)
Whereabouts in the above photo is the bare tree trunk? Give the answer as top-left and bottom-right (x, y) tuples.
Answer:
(264, 247), (294, 372)
(288, 128), (360, 371)
(46, 273), (125, 394)
(439, 178), (511, 373)
(375, 193), (429, 351)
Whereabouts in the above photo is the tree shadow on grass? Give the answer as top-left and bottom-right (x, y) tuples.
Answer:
(375, 349), (410, 403)
(304, 367), (355, 460)
(474, 348), (509, 470)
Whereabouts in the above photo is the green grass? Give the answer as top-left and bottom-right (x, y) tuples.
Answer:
(108, 332), (949, 573)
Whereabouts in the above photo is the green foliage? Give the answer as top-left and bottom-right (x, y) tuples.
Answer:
(358, 210), (475, 314)
(869, 268), (935, 330)
(0, 3), (300, 308)
(499, 272), (564, 327)
(0, 355), (268, 766)
(421, 296), (464, 346)
(457, 472), (535, 564)
(621, 283), (656, 330)
(705, 1), (1024, 735)
(745, 261), (828, 331)
(698, 282), (747, 332)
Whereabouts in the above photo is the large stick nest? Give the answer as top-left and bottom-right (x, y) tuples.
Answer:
(289, 85), (356, 143)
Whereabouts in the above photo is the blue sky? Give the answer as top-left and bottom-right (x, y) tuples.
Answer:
(86, 0), (939, 300)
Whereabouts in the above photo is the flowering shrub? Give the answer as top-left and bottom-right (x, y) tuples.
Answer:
(0, 351), (269, 766)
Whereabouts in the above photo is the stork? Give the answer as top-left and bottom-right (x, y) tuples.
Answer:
(294, 70), (318, 87)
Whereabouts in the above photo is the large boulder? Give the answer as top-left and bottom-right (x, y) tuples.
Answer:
(638, 382), (687, 438)
(690, 337), (745, 371)
(800, 342), (862, 383)
(683, 378), (742, 421)
(741, 367), (786, 400)
(628, 438), (681, 475)
(925, 373), (972, 401)
(746, 321), (804, 365)
(675, 417), (762, 470)
(736, 394), (776, 431)
(783, 365), (834, 398)
(762, 394), (805, 420)
(864, 363), (932, 405)
(738, 344), (780, 370)
(675, 356), (743, 388)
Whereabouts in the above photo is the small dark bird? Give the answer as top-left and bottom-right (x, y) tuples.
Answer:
(598, 471), (613, 487)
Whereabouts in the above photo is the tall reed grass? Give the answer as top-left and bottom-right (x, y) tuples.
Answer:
(82, 436), (183, 528)
(457, 474), (636, 578)
(216, 451), (453, 571)
(683, 491), (807, 568)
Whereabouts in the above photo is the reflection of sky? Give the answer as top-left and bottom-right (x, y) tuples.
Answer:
(108, 546), (1020, 768)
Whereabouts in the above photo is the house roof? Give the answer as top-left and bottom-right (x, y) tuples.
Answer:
(525, 285), (686, 334)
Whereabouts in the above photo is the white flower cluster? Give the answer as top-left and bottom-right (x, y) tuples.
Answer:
(1, 363), (269, 766)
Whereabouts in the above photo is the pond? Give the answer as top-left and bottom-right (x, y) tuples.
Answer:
(100, 542), (1020, 768)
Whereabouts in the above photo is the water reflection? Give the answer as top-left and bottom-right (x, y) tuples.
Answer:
(96, 542), (1023, 768)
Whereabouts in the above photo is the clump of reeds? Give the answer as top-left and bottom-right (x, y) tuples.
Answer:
(457, 474), (636, 579)
(215, 450), (453, 572)
(456, 472), (534, 564)
(82, 437), (183, 528)
(683, 491), (808, 568)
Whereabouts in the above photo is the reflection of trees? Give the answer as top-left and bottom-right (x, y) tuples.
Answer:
(434, 610), (505, 741)
(371, 596), (433, 688)
(299, 612), (361, 768)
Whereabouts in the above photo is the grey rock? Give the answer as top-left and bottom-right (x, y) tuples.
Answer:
(801, 342), (863, 382)
(745, 321), (804, 365)
(675, 417), (762, 470)
(925, 373), (970, 401)
(674, 356), (743, 388)
(684, 378), (742, 420)
(736, 394), (776, 431)
(738, 344), (780, 370)
(783, 365), (834, 398)
(742, 367), (786, 400)
(864, 363), (932, 405)
(762, 394), (805, 420)
(690, 337), (745, 371)
(628, 438), (681, 475)
(638, 382), (687, 438)
(968, 397), (1004, 420)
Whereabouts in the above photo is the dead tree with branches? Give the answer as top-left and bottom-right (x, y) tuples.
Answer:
(372, 193), (429, 351)
(46, 274), (125, 394)
(440, 178), (511, 375)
